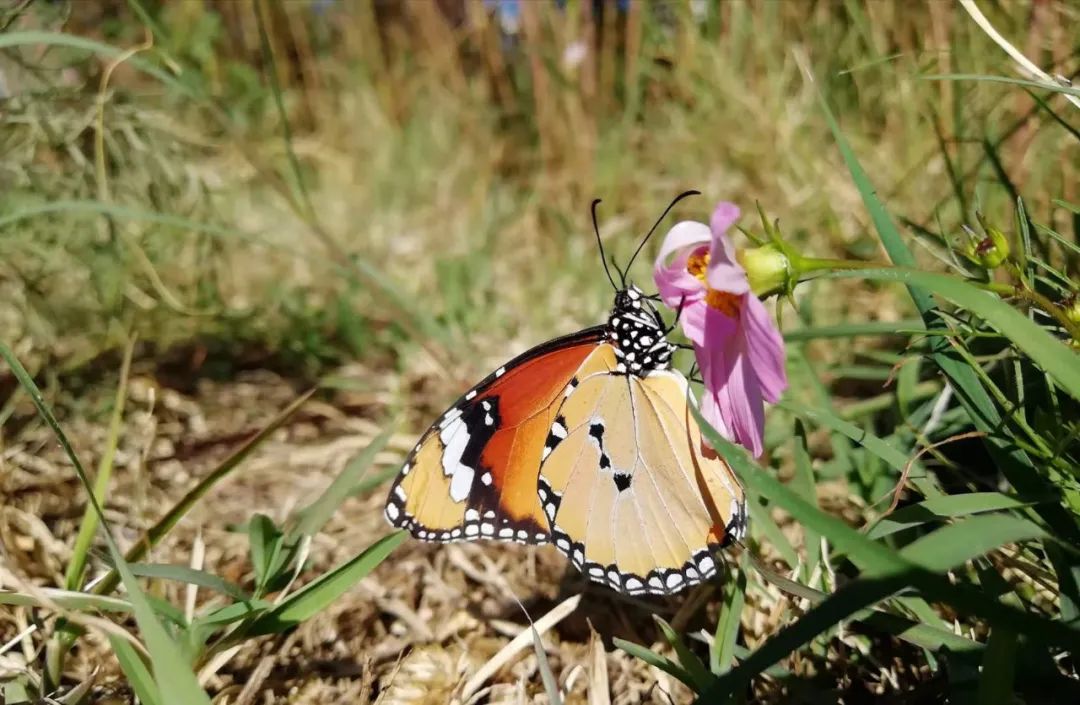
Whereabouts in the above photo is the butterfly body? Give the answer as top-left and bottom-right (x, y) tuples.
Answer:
(385, 285), (747, 594)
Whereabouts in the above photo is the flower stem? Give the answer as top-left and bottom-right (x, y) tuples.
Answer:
(793, 258), (1080, 341)
(978, 281), (1080, 341)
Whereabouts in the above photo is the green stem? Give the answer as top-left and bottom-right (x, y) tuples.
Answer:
(793, 258), (1080, 341)
(979, 282), (1080, 341)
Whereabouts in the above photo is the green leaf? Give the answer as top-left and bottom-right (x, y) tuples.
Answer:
(710, 558), (746, 676)
(778, 400), (939, 498)
(288, 427), (394, 541)
(654, 616), (714, 693)
(790, 422), (821, 581)
(65, 339), (134, 591)
(613, 638), (696, 690)
(745, 491), (798, 569)
(248, 531), (407, 635)
(530, 623), (563, 705)
(694, 411), (1080, 659)
(248, 513), (285, 594)
(127, 563), (251, 602)
(898, 515), (1046, 572)
(822, 268), (1080, 400)
(977, 628), (1018, 705)
(867, 493), (1043, 540)
(108, 635), (163, 705)
(90, 389), (315, 599)
(193, 600), (272, 629)
(783, 319), (924, 341)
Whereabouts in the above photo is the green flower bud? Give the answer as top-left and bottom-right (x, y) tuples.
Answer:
(737, 242), (792, 298)
(964, 213), (1011, 270)
(1063, 295), (1080, 327)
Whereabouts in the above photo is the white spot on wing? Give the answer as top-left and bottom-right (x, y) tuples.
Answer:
(495, 366), (506, 377)
(385, 503), (399, 521)
(448, 464), (474, 502)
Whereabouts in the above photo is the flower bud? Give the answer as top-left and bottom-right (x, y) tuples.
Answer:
(1064, 295), (1080, 327)
(737, 242), (792, 298)
(964, 213), (1011, 270)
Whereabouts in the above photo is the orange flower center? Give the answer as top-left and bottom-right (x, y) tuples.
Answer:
(686, 251), (741, 318)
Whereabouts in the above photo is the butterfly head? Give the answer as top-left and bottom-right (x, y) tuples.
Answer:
(607, 285), (675, 376)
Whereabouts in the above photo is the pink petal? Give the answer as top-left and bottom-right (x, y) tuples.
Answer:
(701, 308), (765, 456)
(676, 298), (709, 348)
(741, 295), (788, 402)
(657, 220), (713, 262)
(706, 203), (750, 295)
(721, 347), (766, 457)
(653, 221), (711, 310)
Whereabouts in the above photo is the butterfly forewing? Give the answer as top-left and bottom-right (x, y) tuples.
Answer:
(385, 327), (606, 544)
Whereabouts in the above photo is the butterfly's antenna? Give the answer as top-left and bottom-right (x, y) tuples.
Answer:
(591, 198), (619, 291)
(621, 189), (701, 285)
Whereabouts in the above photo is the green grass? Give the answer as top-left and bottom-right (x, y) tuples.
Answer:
(1, 1), (1078, 702)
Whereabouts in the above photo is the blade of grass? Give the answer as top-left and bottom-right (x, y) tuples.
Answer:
(65, 336), (135, 591)
(0, 589), (131, 614)
(778, 400), (940, 499)
(819, 268), (1080, 399)
(695, 407), (1080, 646)
(0, 30), (192, 95)
(807, 65), (1080, 618)
(654, 616), (713, 693)
(783, 319), (924, 341)
(791, 421), (821, 581)
(919, 74), (1080, 101)
(108, 635), (163, 705)
(867, 493), (1044, 540)
(126, 564), (250, 602)
(245, 531), (407, 636)
(248, 513), (284, 595)
(710, 556), (746, 676)
(977, 628), (1018, 705)
(531, 623), (564, 705)
(90, 388), (315, 599)
(746, 491), (798, 569)
(613, 639), (695, 690)
(0, 344), (212, 705)
(288, 427), (395, 540)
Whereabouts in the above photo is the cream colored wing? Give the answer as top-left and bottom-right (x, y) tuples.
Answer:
(537, 355), (746, 595)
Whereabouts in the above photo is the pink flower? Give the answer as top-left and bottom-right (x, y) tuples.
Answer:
(653, 202), (787, 457)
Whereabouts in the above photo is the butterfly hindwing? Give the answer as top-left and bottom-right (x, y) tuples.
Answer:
(538, 346), (747, 595)
(385, 327), (606, 544)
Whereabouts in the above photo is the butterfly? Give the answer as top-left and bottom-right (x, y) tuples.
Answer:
(384, 194), (747, 595)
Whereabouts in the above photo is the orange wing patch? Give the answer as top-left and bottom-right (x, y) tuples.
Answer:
(385, 328), (605, 545)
